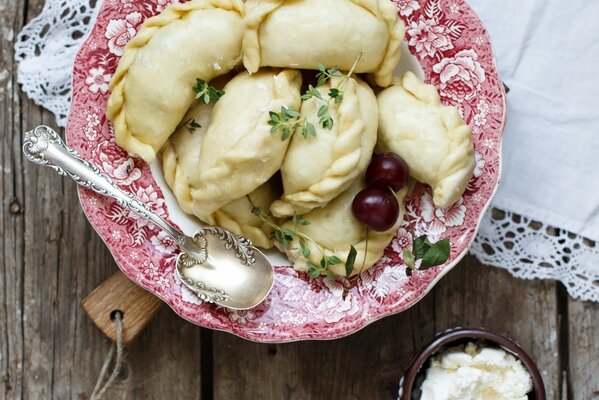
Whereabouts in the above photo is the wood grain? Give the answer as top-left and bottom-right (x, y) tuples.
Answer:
(211, 257), (561, 399)
(82, 272), (162, 346)
(568, 299), (599, 399)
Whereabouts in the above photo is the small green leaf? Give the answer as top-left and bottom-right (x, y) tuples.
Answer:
(328, 256), (342, 265)
(299, 239), (311, 258)
(317, 104), (329, 118)
(421, 239), (450, 269)
(326, 270), (336, 279)
(403, 249), (416, 270)
(306, 122), (317, 137)
(298, 215), (311, 225)
(345, 245), (357, 277)
(284, 107), (300, 118)
(269, 111), (280, 122)
(320, 257), (328, 269)
(309, 269), (321, 279)
(412, 235), (431, 259)
(328, 88), (343, 104)
(251, 207), (262, 216)
(282, 228), (295, 237)
(281, 127), (291, 141)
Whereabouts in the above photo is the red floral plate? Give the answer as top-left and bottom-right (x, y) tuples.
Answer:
(67, 0), (505, 342)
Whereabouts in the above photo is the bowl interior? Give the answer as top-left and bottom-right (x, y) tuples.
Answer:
(400, 328), (546, 400)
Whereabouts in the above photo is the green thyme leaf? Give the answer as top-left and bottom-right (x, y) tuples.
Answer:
(184, 118), (202, 134)
(328, 256), (342, 266)
(301, 85), (323, 101)
(309, 269), (321, 279)
(193, 79), (225, 105)
(302, 122), (317, 138)
(316, 64), (341, 86)
(421, 238), (450, 269)
(297, 215), (311, 226)
(329, 88), (343, 104)
(251, 207), (262, 216)
(299, 238), (310, 258)
(345, 245), (357, 277)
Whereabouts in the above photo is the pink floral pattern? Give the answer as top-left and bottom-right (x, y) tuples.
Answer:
(433, 49), (486, 102)
(105, 11), (142, 56)
(85, 67), (112, 94)
(66, 0), (506, 342)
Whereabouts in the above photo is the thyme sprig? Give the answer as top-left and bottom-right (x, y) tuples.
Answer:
(193, 78), (225, 105)
(268, 53), (363, 142)
(184, 118), (202, 134)
(250, 206), (357, 279)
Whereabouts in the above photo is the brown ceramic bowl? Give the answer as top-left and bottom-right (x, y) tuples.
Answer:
(398, 327), (546, 400)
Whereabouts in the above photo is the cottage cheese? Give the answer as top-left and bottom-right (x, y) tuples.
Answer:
(420, 342), (533, 400)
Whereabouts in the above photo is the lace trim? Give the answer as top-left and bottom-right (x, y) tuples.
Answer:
(471, 208), (599, 302)
(15, 0), (101, 127)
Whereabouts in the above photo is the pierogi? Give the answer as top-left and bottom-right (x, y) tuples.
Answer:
(243, 0), (404, 87)
(161, 102), (278, 249)
(271, 76), (378, 217)
(376, 72), (476, 208)
(191, 69), (303, 221)
(279, 179), (406, 276)
(107, 0), (245, 162)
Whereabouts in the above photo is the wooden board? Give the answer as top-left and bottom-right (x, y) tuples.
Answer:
(211, 257), (561, 399)
(568, 299), (599, 399)
(1, 0), (598, 398)
(82, 272), (163, 346)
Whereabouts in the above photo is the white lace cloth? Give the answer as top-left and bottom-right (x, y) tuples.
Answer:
(15, 0), (599, 302)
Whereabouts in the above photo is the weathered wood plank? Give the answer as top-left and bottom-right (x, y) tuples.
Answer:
(432, 256), (560, 399)
(1, 0), (28, 398)
(568, 299), (599, 400)
(1, 1), (203, 399)
(98, 307), (203, 400)
(212, 256), (560, 399)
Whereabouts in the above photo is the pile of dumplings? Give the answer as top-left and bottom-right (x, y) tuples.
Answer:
(106, 0), (476, 277)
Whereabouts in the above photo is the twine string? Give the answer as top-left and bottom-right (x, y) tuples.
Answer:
(91, 311), (125, 400)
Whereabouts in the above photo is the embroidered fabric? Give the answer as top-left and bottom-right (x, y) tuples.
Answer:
(14, 0), (599, 302)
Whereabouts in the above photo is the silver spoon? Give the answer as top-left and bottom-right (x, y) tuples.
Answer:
(22, 125), (274, 310)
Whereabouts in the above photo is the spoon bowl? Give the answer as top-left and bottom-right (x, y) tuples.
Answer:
(176, 228), (274, 309)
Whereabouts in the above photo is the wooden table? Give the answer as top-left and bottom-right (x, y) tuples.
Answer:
(2, 1), (598, 399)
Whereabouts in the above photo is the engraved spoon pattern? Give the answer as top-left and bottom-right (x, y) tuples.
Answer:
(22, 125), (274, 310)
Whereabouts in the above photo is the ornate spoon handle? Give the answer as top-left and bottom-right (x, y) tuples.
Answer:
(23, 125), (186, 243)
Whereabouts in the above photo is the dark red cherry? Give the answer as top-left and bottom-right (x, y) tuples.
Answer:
(365, 153), (409, 192)
(351, 186), (400, 232)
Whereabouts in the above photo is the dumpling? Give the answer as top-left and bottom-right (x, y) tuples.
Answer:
(376, 72), (476, 208)
(270, 76), (378, 217)
(107, 0), (244, 162)
(161, 102), (212, 214)
(279, 179), (406, 277)
(243, 0), (404, 87)
(161, 103), (278, 249)
(191, 69), (302, 220)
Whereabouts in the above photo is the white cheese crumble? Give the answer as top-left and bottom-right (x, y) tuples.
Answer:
(420, 342), (533, 400)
